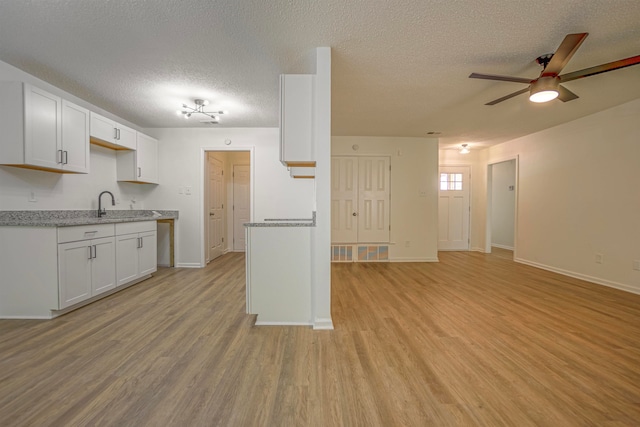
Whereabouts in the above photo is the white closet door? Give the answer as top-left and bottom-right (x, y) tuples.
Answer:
(331, 156), (390, 244)
(331, 157), (358, 243)
(358, 157), (390, 243)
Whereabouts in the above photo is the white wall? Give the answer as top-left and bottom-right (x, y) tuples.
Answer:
(0, 60), (153, 211)
(477, 98), (640, 294)
(332, 136), (439, 261)
(143, 127), (315, 267)
(491, 159), (515, 249)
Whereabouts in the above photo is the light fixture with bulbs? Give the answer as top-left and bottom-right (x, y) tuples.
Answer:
(177, 99), (228, 122)
(460, 144), (470, 154)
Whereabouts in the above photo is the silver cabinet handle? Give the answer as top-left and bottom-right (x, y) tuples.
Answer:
(117, 128), (121, 140)
(140, 237), (143, 248)
(138, 167), (141, 178)
(114, 127), (118, 140)
(93, 245), (97, 258)
(88, 246), (92, 260)
(63, 151), (68, 165)
(58, 149), (63, 164)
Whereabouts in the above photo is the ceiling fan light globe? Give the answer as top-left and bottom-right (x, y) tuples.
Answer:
(530, 90), (559, 103)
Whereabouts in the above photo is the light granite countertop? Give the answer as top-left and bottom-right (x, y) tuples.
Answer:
(0, 210), (179, 227)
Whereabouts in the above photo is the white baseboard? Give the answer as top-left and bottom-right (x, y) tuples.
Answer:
(471, 247), (486, 253)
(390, 257), (439, 262)
(313, 318), (334, 330)
(176, 263), (202, 268)
(515, 257), (640, 296)
(254, 320), (313, 326)
(0, 314), (53, 320)
(492, 243), (514, 250)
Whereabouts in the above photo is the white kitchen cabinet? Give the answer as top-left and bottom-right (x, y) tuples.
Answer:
(279, 74), (315, 168)
(58, 236), (116, 309)
(116, 221), (157, 286)
(0, 82), (89, 173)
(116, 132), (159, 184)
(89, 111), (136, 150)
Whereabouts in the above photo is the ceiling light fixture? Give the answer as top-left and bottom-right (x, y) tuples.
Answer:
(177, 99), (228, 122)
(529, 76), (560, 103)
(460, 144), (470, 154)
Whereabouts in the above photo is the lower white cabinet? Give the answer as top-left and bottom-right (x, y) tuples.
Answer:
(116, 221), (157, 286)
(58, 236), (116, 309)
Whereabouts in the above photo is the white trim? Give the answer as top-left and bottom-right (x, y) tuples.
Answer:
(515, 258), (640, 296)
(176, 262), (201, 268)
(491, 243), (514, 251)
(471, 246), (486, 253)
(255, 320), (313, 326)
(390, 257), (439, 262)
(313, 318), (334, 330)
(199, 146), (255, 268)
(486, 156), (519, 257)
(1, 315), (54, 320)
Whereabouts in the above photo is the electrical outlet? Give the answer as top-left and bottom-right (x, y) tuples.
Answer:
(178, 187), (184, 194)
(595, 253), (603, 264)
(633, 260), (640, 271)
(28, 191), (37, 202)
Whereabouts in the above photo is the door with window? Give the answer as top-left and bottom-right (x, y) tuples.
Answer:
(438, 166), (470, 250)
(332, 156), (390, 243)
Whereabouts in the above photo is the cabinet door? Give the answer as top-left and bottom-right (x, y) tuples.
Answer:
(116, 124), (137, 150)
(138, 231), (157, 276)
(58, 241), (92, 309)
(24, 85), (62, 170)
(136, 133), (159, 184)
(116, 233), (140, 286)
(61, 100), (90, 173)
(279, 74), (314, 166)
(90, 112), (116, 145)
(92, 237), (116, 295)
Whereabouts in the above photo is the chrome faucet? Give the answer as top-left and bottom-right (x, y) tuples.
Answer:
(98, 191), (115, 217)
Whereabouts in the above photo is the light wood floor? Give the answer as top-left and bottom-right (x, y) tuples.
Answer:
(2, 249), (640, 426)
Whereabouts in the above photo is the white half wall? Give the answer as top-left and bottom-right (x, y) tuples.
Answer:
(332, 136), (439, 261)
(478, 98), (640, 294)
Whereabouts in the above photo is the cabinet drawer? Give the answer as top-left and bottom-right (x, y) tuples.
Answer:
(115, 220), (156, 235)
(58, 224), (115, 243)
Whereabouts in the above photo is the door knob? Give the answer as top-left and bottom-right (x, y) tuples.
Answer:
(352, 212), (357, 216)
(210, 213), (215, 216)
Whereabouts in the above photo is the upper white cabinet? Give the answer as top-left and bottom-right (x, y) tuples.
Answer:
(90, 111), (136, 150)
(0, 82), (89, 174)
(279, 74), (315, 168)
(116, 132), (159, 184)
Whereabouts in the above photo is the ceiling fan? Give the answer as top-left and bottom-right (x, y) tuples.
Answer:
(469, 33), (640, 105)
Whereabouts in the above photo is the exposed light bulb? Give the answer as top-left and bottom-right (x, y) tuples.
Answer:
(460, 144), (470, 154)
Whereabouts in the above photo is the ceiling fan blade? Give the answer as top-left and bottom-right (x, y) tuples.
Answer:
(544, 33), (589, 75)
(485, 87), (530, 105)
(560, 55), (640, 83)
(469, 73), (531, 84)
(557, 85), (579, 102)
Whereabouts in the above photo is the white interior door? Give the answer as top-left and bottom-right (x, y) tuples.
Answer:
(438, 166), (470, 251)
(358, 157), (390, 243)
(208, 155), (224, 262)
(233, 164), (250, 251)
(331, 157), (358, 243)
(331, 156), (390, 244)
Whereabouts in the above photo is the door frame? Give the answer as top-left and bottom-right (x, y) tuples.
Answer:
(232, 163), (251, 252)
(438, 163), (472, 251)
(199, 147), (255, 268)
(485, 155), (519, 257)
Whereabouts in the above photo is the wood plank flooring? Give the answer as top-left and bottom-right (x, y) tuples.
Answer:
(2, 249), (640, 426)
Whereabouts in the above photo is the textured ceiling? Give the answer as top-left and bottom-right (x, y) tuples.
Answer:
(0, 0), (638, 149)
